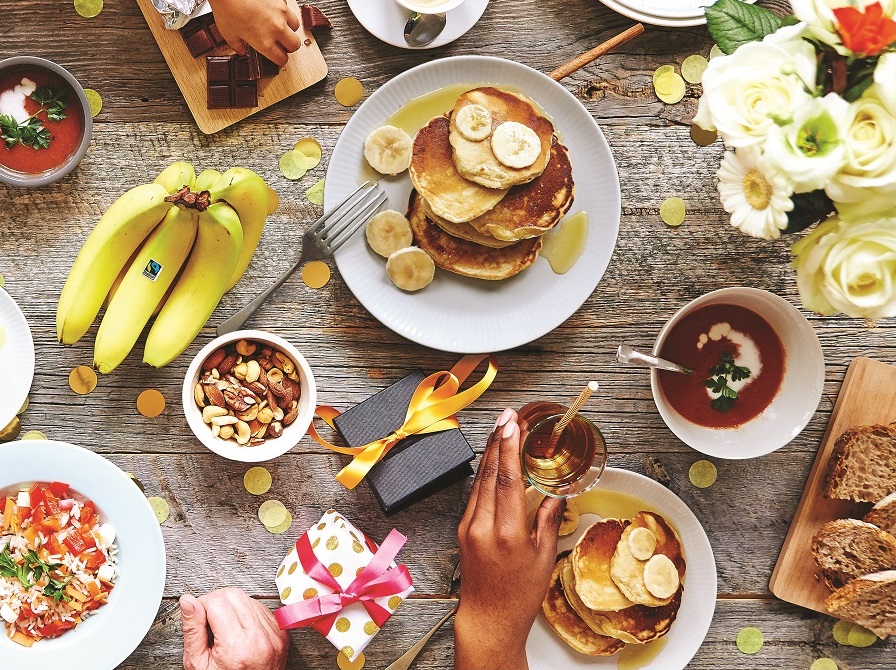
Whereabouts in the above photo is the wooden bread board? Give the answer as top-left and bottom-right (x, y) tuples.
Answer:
(136, 0), (327, 134)
(770, 356), (896, 614)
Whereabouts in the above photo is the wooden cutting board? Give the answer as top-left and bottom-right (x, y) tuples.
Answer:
(770, 356), (896, 613)
(136, 0), (327, 134)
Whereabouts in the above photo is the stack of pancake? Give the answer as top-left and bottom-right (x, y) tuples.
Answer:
(407, 87), (574, 280)
(542, 512), (687, 656)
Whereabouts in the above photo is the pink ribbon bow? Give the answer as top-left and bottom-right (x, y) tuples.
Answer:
(274, 528), (412, 634)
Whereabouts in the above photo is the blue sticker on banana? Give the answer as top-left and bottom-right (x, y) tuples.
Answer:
(142, 259), (163, 281)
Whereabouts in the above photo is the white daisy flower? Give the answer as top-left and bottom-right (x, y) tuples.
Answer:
(717, 146), (795, 239)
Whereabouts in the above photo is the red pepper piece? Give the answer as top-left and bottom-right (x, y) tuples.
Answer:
(47, 482), (69, 498)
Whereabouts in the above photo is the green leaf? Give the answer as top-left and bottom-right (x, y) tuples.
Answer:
(705, 0), (786, 55)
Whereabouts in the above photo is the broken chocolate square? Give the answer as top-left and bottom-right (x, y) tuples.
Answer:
(245, 47), (280, 80)
(180, 14), (228, 57)
(300, 4), (332, 30)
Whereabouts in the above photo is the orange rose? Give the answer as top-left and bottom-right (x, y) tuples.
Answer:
(833, 2), (896, 56)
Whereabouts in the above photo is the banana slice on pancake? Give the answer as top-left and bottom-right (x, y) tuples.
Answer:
(386, 247), (435, 291)
(455, 103), (493, 141)
(628, 527), (658, 561)
(364, 125), (413, 175)
(491, 121), (541, 169)
(366, 210), (413, 257)
(610, 512), (687, 607)
(643, 554), (679, 600)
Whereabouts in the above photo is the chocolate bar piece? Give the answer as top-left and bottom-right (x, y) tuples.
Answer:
(300, 4), (333, 30)
(245, 47), (280, 80)
(206, 56), (258, 109)
(180, 14), (227, 57)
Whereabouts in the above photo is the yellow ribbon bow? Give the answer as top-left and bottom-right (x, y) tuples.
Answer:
(308, 355), (498, 489)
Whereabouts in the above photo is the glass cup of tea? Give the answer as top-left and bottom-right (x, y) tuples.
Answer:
(518, 401), (607, 498)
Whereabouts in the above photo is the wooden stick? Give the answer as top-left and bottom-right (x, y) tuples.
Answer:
(549, 24), (645, 81)
(553, 381), (599, 437)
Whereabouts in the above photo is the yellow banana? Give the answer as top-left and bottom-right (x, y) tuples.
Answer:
(93, 207), (199, 374)
(208, 167), (272, 289)
(194, 168), (222, 191)
(57, 183), (173, 344)
(267, 186), (279, 215)
(143, 202), (243, 368)
(154, 161), (195, 193)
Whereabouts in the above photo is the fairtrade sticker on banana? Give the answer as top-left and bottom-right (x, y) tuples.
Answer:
(57, 162), (280, 374)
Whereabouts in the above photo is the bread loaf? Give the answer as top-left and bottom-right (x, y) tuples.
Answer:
(865, 492), (896, 535)
(811, 519), (896, 590)
(825, 570), (896, 638)
(824, 423), (896, 502)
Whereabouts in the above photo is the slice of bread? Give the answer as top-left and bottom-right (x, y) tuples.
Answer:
(824, 423), (896, 503)
(825, 570), (896, 638)
(865, 492), (896, 535)
(811, 519), (896, 590)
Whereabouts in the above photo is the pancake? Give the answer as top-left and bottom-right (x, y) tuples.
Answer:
(571, 519), (636, 612)
(407, 190), (542, 281)
(560, 558), (615, 637)
(592, 585), (684, 645)
(420, 197), (515, 249)
(541, 553), (626, 656)
(409, 115), (507, 224)
(465, 138), (574, 242)
(610, 512), (687, 608)
(449, 87), (554, 190)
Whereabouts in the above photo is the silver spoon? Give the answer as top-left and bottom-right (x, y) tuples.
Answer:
(403, 12), (447, 48)
(616, 344), (693, 375)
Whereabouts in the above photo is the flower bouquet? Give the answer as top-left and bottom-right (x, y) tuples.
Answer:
(695, 0), (896, 318)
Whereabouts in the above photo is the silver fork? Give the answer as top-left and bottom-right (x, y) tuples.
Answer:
(216, 182), (386, 336)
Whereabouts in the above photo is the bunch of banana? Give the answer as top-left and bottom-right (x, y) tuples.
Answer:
(57, 162), (279, 374)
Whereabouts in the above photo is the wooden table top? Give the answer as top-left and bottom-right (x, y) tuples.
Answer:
(2, 0), (895, 668)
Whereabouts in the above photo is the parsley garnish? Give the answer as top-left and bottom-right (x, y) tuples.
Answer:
(0, 84), (68, 150)
(0, 547), (65, 595)
(705, 352), (751, 413)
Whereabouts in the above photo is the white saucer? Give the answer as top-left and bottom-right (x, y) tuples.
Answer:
(346, 0), (490, 49)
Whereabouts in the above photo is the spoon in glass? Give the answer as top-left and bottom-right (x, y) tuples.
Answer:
(404, 12), (447, 47)
(616, 344), (692, 374)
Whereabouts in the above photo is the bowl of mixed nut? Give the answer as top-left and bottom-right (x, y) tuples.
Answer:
(181, 330), (317, 462)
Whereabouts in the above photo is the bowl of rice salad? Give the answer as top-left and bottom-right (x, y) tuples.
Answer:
(0, 440), (164, 669)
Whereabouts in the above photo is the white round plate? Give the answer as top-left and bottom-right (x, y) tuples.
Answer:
(0, 286), (34, 431)
(526, 468), (716, 669)
(346, 0), (489, 49)
(0, 441), (166, 670)
(325, 56), (621, 353)
(596, 0), (755, 28)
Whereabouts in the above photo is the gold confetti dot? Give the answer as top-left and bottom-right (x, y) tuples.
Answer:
(277, 565), (285, 578)
(352, 540), (364, 553)
(736, 627), (764, 654)
(336, 650), (365, 670)
(259, 500), (289, 528)
(84, 88), (102, 117)
(681, 55), (709, 84)
(335, 78), (364, 107)
(0, 273), (5, 287)
(689, 460), (717, 488)
(652, 65), (674, 85)
(340, 647), (356, 662)
(17, 397), (28, 415)
(312, 537), (321, 548)
(21, 430), (47, 441)
(660, 197), (686, 227)
(847, 623), (878, 647)
(280, 587), (292, 600)
(288, 561), (298, 575)
(303, 588), (318, 599)
(137, 389), (165, 417)
(832, 619), (853, 645)
(690, 124), (718, 147)
(328, 562), (343, 577)
(244, 466), (272, 495)
(388, 596), (402, 610)
(305, 178), (325, 205)
(356, 566), (364, 576)
(327, 508), (335, 514)
(326, 535), (339, 550)
(301, 260), (330, 289)
(267, 510), (293, 534)
(74, 0), (102, 18)
(709, 44), (724, 59)
(363, 621), (378, 635)
(69, 365), (98, 395)
(318, 523), (327, 530)
(278, 150), (309, 180)
(294, 138), (322, 168)
(810, 659), (839, 670)
(0, 417), (21, 441)
(655, 71), (686, 104)
(147, 496), (170, 524)
(335, 617), (351, 632)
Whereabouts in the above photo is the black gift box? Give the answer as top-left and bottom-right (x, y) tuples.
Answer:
(332, 370), (475, 515)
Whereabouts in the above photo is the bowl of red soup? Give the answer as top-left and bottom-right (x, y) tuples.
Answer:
(650, 287), (824, 459)
(0, 56), (92, 187)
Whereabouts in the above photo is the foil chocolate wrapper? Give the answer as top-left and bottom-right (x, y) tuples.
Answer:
(152, 0), (211, 29)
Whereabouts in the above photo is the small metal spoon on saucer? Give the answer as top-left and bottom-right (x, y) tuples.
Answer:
(616, 344), (692, 374)
(404, 12), (447, 47)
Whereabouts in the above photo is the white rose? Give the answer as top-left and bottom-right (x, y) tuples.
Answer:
(693, 34), (817, 148)
(764, 93), (850, 192)
(790, 0), (896, 51)
(837, 195), (896, 221)
(792, 216), (896, 318)
(826, 95), (896, 205)
(873, 52), (896, 117)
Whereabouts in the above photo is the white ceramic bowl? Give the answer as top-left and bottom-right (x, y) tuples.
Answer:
(650, 287), (824, 459)
(182, 330), (317, 462)
(0, 440), (165, 670)
(395, 0), (467, 14)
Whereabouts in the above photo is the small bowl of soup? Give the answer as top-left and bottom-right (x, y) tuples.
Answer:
(650, 287), (824, 459)
(0, 56), (92, 187)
